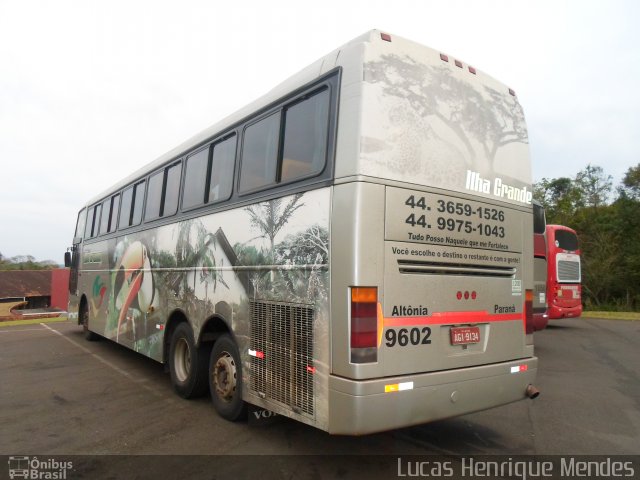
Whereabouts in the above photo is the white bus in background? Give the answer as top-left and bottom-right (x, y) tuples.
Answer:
(66, 30), (539, 435)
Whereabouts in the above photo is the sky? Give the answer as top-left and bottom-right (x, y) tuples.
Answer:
(1, 0), (638, 263)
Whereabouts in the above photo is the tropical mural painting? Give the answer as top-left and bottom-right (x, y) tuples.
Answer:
(89, 188), (331, 363)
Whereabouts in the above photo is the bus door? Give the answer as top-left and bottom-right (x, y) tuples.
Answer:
(66, 209), (86, 296)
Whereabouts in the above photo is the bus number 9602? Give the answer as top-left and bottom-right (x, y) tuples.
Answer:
(385, 327), (432, 347)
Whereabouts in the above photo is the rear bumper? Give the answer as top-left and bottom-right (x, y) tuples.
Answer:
(548, 304), (582, 319)
(327, 357), (537, 435)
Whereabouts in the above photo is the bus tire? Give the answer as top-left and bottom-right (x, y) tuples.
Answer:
(169, 322), (210, 399)
(81, 303), (100, 342)
(209, 334), (247, 421)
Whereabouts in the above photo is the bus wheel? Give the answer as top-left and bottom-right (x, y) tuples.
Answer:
(209, 334), (247, 421)
(169, 323), (209, 399)
(81, 303), (99, 342)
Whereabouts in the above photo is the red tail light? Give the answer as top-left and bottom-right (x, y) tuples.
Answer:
(524, 289), (534, 334)
(350, 287), (378, 363)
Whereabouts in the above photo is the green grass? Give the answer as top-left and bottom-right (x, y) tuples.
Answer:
(0, 316), (69, 327)
(581, 311), (640, 321)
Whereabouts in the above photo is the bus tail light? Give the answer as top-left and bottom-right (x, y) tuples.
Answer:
(350, 287), (378, 363)
(524, 289), (534, 334)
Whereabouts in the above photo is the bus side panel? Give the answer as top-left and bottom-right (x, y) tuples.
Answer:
(77, 239), (111, 335)
(76, 188), (333, 429)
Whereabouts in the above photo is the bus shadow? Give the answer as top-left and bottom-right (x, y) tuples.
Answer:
(244, 412), (513, 455)
(390, 419), (509, 454)
(544, 323), (579, 330)
(68, 327), (170, 382)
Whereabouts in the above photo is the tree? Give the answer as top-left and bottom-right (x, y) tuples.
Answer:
(574, 164), (612, 209)
(0, 254), (59, 270)
(533, 177), (582, 225)
(609, 194), (640, 308)
(620, 163), (640, 199)
(535, 164), (640, 310)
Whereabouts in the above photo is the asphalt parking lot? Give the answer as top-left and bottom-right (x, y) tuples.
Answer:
(1, 317), (638, 477)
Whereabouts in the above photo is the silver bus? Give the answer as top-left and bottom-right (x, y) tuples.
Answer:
(66, 30), (539, 435)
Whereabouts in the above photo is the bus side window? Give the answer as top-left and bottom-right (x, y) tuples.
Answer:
(119, 186), (134, 229)
(99, 198), (111, 234)
(84, 206), (95, 238)
(163, 163), (181, 216)
(83, 204), (102, 238)
(239, 112), (281, 193)
(75, 208), (87, 242)
(108, 194), (120, 232)
(208, 134), (236, 203)
(145, 171), (164, 221)
(93, 203), (103, 236)
(280, 88), (329, 183)
(131, 180), (146, 226)
(146, 162), (182, 221)
(118, 181), (145, 229)
(182, 148), (209, 209)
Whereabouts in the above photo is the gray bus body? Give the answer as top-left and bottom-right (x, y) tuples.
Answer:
(68, 30), (537, 435)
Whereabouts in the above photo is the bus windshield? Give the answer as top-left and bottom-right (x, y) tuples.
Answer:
(554, 229), (579, 251)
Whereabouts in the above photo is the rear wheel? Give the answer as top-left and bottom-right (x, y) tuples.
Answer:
(81, 302), (99, 341)
(209, 334), (247, 421)
(169, 323), (210, 399)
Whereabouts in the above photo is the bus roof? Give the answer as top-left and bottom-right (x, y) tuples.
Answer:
(86, 30), (522, 207)
(85, 32), (370, 207)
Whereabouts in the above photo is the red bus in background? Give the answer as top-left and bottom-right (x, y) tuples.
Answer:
(546, 224), (582, 319)
(532, 201), (549, 331)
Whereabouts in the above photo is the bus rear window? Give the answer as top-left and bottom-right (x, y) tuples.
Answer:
(554, 230), (578, 251)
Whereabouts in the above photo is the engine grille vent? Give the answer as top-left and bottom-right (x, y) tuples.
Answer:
(398, 259), (516, 278)
(558, 260), (581, 282)
(249, 300), (314, 417)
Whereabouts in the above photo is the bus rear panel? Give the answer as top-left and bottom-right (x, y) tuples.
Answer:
(326, 32), (537, 434)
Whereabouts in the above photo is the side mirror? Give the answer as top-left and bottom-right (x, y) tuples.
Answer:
(64, 251), (72, 268)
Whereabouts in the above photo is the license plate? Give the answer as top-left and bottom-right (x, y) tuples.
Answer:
(450, 326), (480, 345)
